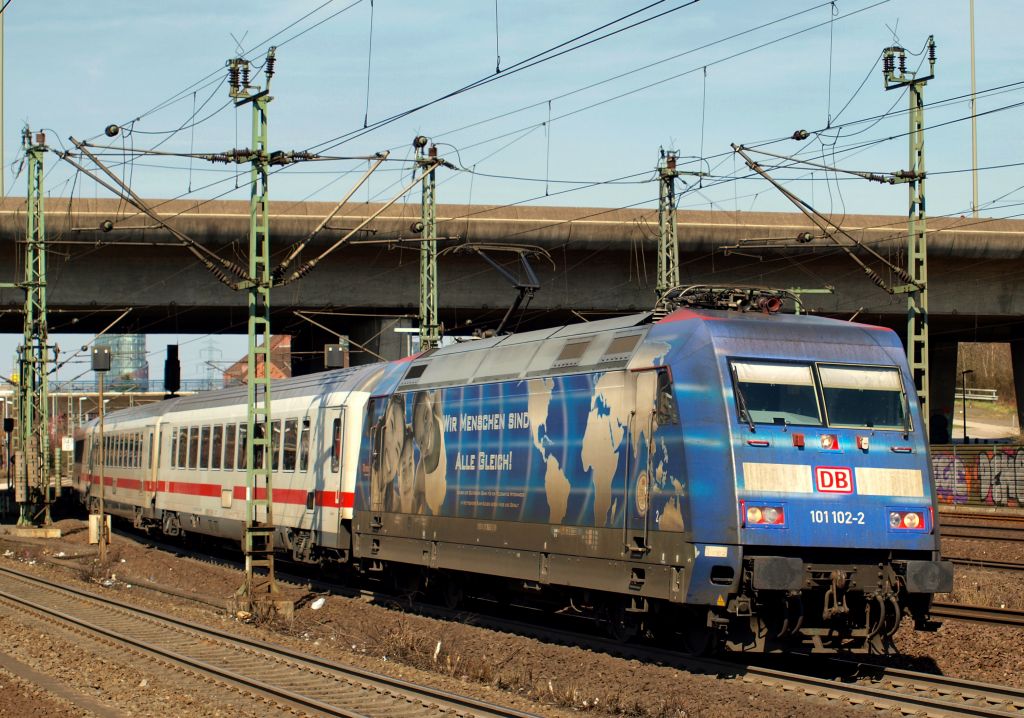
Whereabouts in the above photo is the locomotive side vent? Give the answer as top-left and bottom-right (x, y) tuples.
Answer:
(552, 339), (591, 368)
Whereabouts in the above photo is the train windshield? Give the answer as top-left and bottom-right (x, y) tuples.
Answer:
(732, 361), (822, 426)
(819, 364), (907, 430)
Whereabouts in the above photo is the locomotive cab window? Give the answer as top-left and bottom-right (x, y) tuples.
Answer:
(818, 364), (908, 430)
(731, 361), (822, 426)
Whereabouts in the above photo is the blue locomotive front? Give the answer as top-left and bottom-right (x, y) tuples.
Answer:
(651, 306), (951, 652)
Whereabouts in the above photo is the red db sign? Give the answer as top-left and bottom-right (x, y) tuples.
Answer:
(815, 466), (853, 494)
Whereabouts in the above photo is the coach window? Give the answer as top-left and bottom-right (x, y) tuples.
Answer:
(200, 426), (211, 470)
(188, 427), (200, 469)
(177, 427), (188, 468)
(271, 420), (282, 471)
(282, 419), (298, 472)
(224, 425), (236, 471)
(238, 424), (249, 470)
(731, 361), (822, 427)
(299, 418), (310, 472)
(330, 418), (342, 473)
(211, 425), (223, 470)
(252, 423), (265, 469)
(170, 429), (178, 468)
(148, 433), (154, 469)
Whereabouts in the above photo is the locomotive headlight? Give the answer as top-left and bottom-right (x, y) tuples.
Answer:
(747, 506), (763, 524)
(890, 510), (926, 530)
(763, 507), (781, 524)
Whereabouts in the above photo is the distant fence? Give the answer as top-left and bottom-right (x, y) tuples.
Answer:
(933, 444), (1024, 507)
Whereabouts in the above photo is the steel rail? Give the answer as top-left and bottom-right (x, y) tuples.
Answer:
(947, 556), (1024, 572)
(930, 601), (1024, 627)
(0, 564), (539, 718)
(394, 593), (1024, 717)
(941, 526), (1024, 543)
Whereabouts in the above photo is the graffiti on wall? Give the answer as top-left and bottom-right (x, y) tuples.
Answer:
(932, 445), (1024, 507)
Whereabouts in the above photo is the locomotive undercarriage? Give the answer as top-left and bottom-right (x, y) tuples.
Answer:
(713, 554), (947, 654)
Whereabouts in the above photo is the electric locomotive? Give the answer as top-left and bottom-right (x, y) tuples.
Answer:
(74, 286), (951, 653)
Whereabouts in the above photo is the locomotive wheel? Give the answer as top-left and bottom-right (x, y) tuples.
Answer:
(680, 610), (715, 655)
(605, 604), (640, 643)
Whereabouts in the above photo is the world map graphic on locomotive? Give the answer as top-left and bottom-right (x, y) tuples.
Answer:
(373, 360), (687, 531)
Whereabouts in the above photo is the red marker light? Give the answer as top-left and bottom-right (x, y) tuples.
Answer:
(856, 435), (870, 451)
(792, 433), (805, 448)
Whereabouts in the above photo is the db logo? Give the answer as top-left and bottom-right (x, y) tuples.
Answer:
(815, 466), (853, 493)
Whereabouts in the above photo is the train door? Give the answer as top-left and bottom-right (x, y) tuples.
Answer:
(146, 422), (160, 515)
(624, 369), (657, 555)
(321, 407), (346, 518)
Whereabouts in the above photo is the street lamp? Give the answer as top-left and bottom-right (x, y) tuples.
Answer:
(961, 369), (975, 443)
(92, 347), (111, 564)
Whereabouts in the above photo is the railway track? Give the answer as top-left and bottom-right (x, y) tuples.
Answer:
(0, 564), (539, 718)
(948, 555), (1024, 571)
(940, 524), (1024, 543)
(435, 597), (1024, 718)
(8, 530), (1024, 718)
(930, 601), (1024, 627)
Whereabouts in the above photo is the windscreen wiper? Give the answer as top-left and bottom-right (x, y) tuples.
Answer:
(731, 367), (756, 433)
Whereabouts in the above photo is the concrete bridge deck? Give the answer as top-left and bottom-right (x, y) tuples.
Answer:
(0, 196), (1022, 431)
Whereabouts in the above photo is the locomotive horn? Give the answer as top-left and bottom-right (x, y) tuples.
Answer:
(756, 296), (783, 313)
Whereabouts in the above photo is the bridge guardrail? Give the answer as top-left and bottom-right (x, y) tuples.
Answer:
(953, 388), (999, 402)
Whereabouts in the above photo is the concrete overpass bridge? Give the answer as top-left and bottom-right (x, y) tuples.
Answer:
(1, 197), (1022, 431)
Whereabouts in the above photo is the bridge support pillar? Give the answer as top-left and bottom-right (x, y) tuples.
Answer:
(352, 316), (415, 364)
(928, 342), (958, 444)
(1010, 340), (1024, 438)
(291, 323), (336, 377)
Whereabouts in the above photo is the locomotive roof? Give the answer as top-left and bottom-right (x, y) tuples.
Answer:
(395, 312), (654, 391)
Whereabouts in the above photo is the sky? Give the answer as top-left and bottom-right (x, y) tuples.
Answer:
(1, 0), (1020, 381)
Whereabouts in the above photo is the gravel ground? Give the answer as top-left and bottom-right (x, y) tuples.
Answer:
(0, 665), (98, 718)
(0, 518), (1022, 717)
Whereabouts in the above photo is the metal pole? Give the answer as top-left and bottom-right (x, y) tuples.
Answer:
(98, 372), (106, 564)
(961, 369), (974, 443)
(969, 0), (979, 218)
(228, 50), (278, 610)
(657, 151), (680, 298)
(0, 10), (5, 198)
(17, 129), (50, 526)
(417, 139), (440, 350)
(884, 39), (936, 428)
